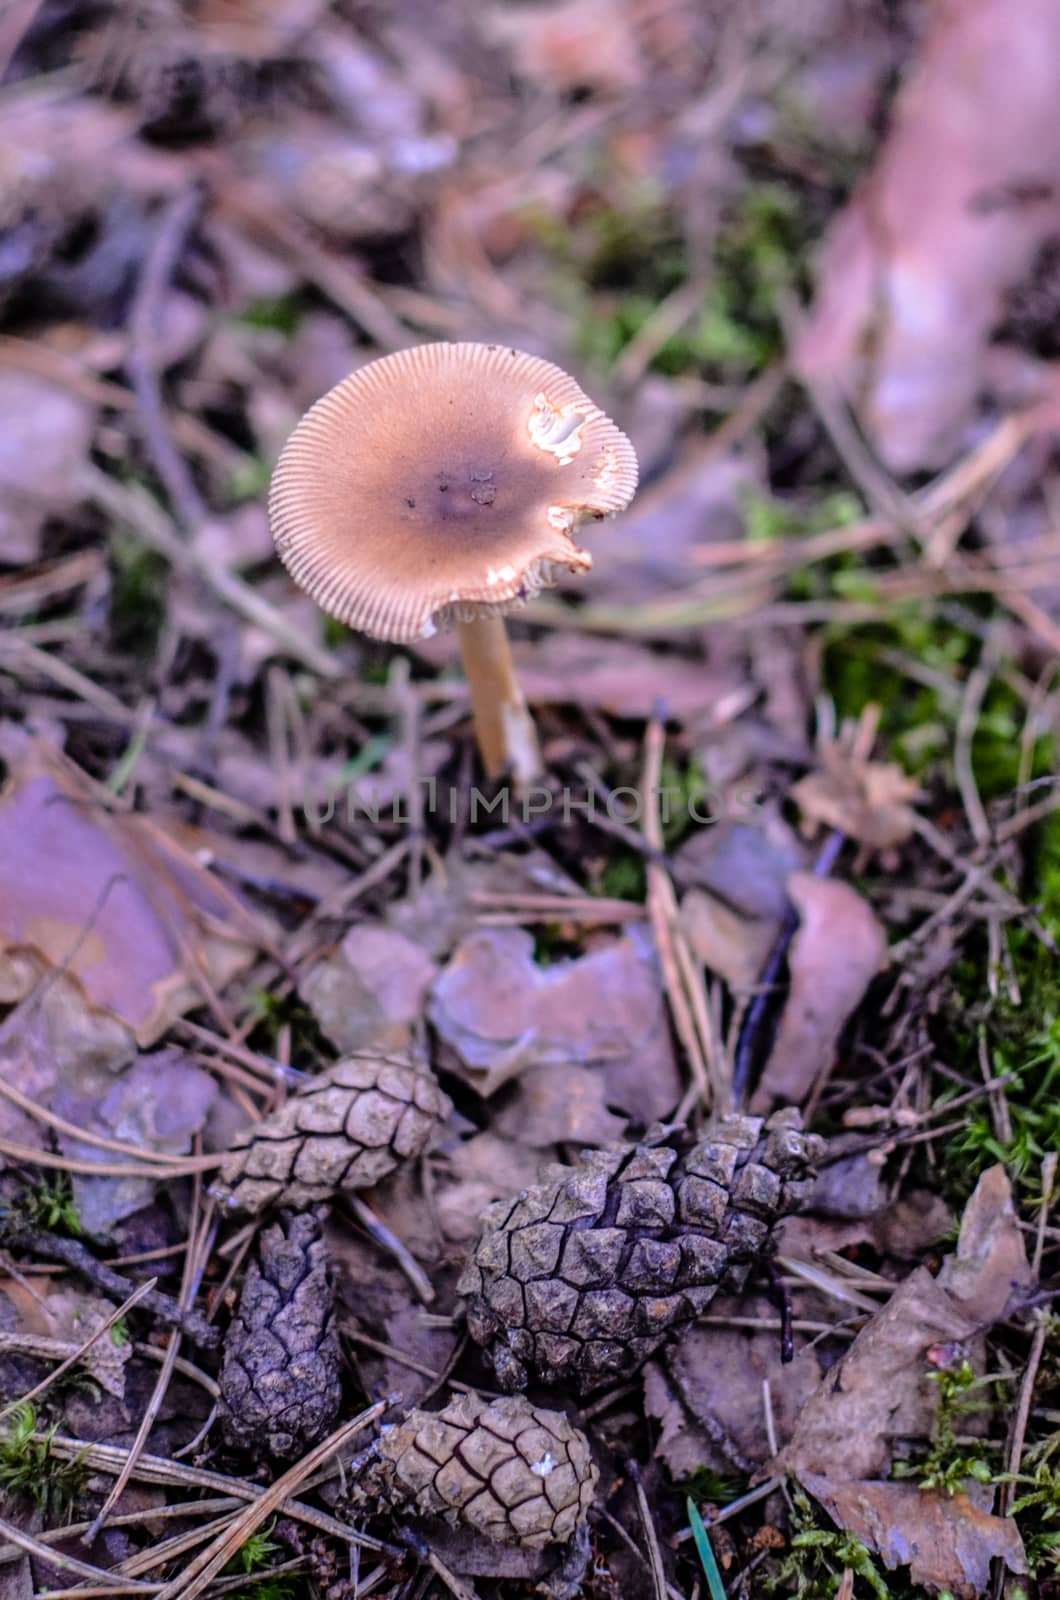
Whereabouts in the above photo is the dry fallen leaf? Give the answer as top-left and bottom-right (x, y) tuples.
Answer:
(677, 814), (804, 989)
(778, 1166), (1031, 1596)
(513, 632), (743, 724)
(56, 1049), (218, 1238)
(645, 1291), (825, 1478)
(795, 0), (1060, 470)
(781, 1266), (976, 1482)
(800, 1476), (1027, 1600)
(0, 372), (96, 563)
(428, 925), (681, 1130)
(484, 0), (644, 93)
(680, 888), (778, 994)
(752, 873), (888, 1111)
(792, 746), (920, 852)
(300, 922), (438, 1055)
(431, 1131), (545, 1249)
(0, 734), (267, 1048)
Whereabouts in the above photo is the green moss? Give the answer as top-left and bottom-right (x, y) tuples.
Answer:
(0, 1403), (86, 1522)
(762, 1487), (898, 1598)
(108, 531), (168, 655)
(1, 1173), (81, 1240)
(596, 851), (646, 903)
(226, 456), (273, 504)
(822, 606), (1057, 797)
(545, 180), (816, 382)
(892, 1360), (1000, 1496)
(742, 488), (863, 545)
(237, 295), (303, 336)
(1006, 1404), (1060, 1577)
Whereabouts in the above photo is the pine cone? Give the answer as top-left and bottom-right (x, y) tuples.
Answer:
(362, 1393), (597, 1548)
(220, 1211), (341, 1459)
(459, 1110), (822, 1393)
(211, 1056), (451, 1214)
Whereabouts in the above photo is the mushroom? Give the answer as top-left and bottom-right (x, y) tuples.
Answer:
(268, 342), (637, 784)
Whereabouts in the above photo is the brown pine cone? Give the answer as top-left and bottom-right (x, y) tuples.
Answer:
(220, 1211), (341, 1460)
(210, 1056), (451, 1215)
(458, 1109), (823, 1393)
(361, 1393), (597, 1548)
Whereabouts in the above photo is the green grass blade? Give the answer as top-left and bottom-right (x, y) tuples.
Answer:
(687, 1496), (727, 1600)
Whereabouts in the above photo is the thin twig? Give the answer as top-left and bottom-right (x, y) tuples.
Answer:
(43, 1432), (392, 1553)
(9, 1230), (219, 1349)
(628, 1459), (669, 1600)
(954, 643), (997, 849)
(641, 715), (716, 1110)
(126, 186), (207, 533)
(0, 1276), (157, 1425)
(343, 1194), (435, 1305)
(152, 1404), (386, 1600)
(0, 1515), (156, 1593)
(80, 465), (340, 680)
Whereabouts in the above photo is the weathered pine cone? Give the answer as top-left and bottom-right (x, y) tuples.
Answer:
(210, 1055), (452, 1214)
(359, 1393), (597, 1548)
(220, 1211), (341, 1459)
(459, 1109), (823, 1393)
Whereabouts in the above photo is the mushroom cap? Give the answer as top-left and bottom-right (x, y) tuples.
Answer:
(268, 342), (638, 642)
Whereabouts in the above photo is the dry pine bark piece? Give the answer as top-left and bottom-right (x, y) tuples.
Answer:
(210, 1055), (452, 1214)
(220, 1210), (341, 1459)
(459, 1110), (823, 1392)
(360, 1393), (597, 1548)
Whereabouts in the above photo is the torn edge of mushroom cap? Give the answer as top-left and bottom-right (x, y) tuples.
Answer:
(268, 342), (638, 644)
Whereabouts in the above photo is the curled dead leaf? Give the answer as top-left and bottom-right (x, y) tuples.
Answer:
(778, 1167), (1031, 1594)
(795, 0), (1060, 470)
(752, 873), (888, 1112)
(300, 922), (438, 1055)
(428, 925), (681, 1130)
(0, 735), (267, 1048)
(792, 747), (919, 852)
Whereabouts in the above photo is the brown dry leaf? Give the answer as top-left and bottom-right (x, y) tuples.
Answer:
(778, 1166), (1030, 1595)
(680, 888), (777, 994)
(792, 747), (919, 851)
(512, 633), (743, 723)
(795, 0), (1060, 470)
(782, 1143), (953, 1263)
(0, 372), (96, 563)
(752, 874), (888, 1111)
(677, 814), (804, 994)
(781, 1265), (972, 1482)
(483, 0), (644, 93)
(674, 816), (806, 920)
(780, 1164), (1031, 1483)
(937, 1161), (1034, 1323)
(55, 1049), (218, 1238)
(645, 1291), (825, 1478)
(428, 925), (680, 1129)
(389, 849), (583, 963)
(431, 1132), (545, 1249)
(300, 922), (438, 1054)
(781, 1190), (955, 1270)
(493, 1062), (627, 1150)
(800, 1476), (1027, 1599)
(3, 1284), (132, 1403)
(37, 1290), (132, 1402)
(0, 733), (267, 1047)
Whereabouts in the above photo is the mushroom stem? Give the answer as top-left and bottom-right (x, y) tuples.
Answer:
(456, 616), (541, 787)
